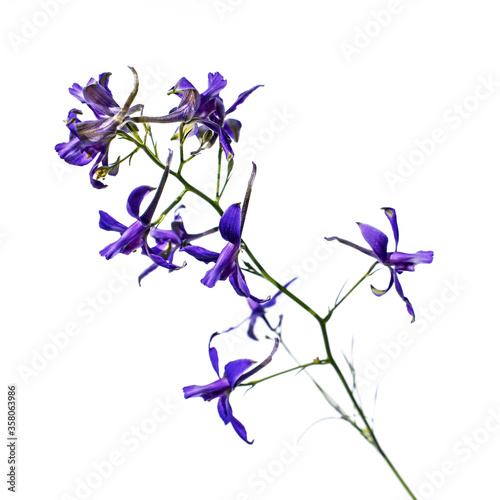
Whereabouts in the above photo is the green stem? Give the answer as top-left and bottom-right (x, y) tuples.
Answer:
(240, 359), (328, 387)
(318, 319), (417, 498)
(242, 242), (322, 322)
(178, 124), (185, 172)
(216, 144), (223, 201)
(324, 261), (378, 323)
(152, 189), (188, 226)
(277, 333), (358, 427)
(123, 131), (417, 499)
(119, 133), (223, 217)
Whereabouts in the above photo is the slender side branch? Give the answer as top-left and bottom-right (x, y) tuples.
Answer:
(240, 360), (328, 387)
(324, 261), (378, 323)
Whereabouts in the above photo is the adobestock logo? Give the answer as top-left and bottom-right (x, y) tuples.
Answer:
(339, 0), (417, 64)
(230, 439), (306, 499)
(416, 405), (500, 499)
(238, 106), (296, 163)
(60, 396), (179, 500)
(212, 0), (245, 21)
(17, 268), (135, 385)
(384, 74), (500, 191)
(8, 0), (73, 54)
(357, 277), (467, 389)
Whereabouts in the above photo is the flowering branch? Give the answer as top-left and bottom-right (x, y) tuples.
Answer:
(55, 67), (433, 499)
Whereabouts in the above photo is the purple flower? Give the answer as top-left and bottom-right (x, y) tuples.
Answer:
(325, 207), (434, 322)
(55, 67), (143, 189)
(186, 164), (266, 302)
(138, 206), (218, 285)
(224, 278), (297, 340)
(99, 152), (173, 261)
(183, 334), (279, 444)
(131, 72), (262, 160)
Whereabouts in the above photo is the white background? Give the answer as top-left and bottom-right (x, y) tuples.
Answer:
(2, 1), (500, 499)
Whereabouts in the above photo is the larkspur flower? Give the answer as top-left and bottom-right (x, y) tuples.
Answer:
(223, 278), (297, 340)
(55, 67), (143, 189)
(131, 72), (262, 160)
(99, 151), (173, 261)
(138, 206), (218, 285)
(185, 164), (266, 302)
(325, 207), (433, 322)
(183, 334), (279, 444)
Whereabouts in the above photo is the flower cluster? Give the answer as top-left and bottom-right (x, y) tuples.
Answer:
(56, 68), (434, 449)
(55, 67), (143, 189)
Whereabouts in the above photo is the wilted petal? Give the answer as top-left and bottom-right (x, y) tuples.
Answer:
(83, 83), (120, 118)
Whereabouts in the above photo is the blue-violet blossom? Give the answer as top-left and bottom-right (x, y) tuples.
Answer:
(184, 164), (266, 302)
(223, 278), (297, 340)
(55, 67), (143, 189)
(131, 72), (262, 160)
(183, 334), (279, 444)
(138, 206), (218, 285)
(99, 151), (174, 264)
(325, 207), (433, 322)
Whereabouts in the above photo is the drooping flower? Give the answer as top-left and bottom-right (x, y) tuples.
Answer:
(325, 207), (433, 322)
(55, 67), (143, 189)
(131, 72), (262, 160)
(223, 278), (297, 340)
(185, 164), (266, 302)
(99, 151), (173, 261)
(138, 206), (218, 284)
(183, 334), (279, 444)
